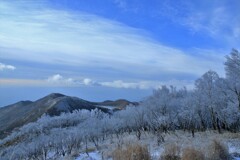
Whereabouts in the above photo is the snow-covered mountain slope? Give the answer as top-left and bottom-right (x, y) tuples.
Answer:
(0, 93), (136, 139)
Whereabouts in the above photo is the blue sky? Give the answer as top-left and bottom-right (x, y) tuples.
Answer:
(0, 0), (239, 106)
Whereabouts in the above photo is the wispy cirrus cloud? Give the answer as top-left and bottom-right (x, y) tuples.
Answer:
(157, 0), (240, 47)
(183, 6), (240, 45)
(0, 0), (227, 80)
(0, 63), (16, 71)
(114, 0), (240, 48)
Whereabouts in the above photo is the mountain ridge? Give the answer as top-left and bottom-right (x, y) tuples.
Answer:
(0, 93), (137, 139)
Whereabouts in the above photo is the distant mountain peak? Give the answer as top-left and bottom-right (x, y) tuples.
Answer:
(0, 93), (137, 139)
(17, 100), (33, 104)
(47, 93), (66, 98)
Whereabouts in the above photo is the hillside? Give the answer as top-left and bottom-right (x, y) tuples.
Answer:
(1, 82), (240, 159)
(98, 99), (139, 109)
(0, 93), (136, 139)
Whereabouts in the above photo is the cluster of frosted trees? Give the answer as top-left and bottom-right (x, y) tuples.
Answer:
(0, 49), (239, 159)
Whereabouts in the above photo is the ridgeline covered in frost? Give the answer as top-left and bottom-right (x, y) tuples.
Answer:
(0, 49), (240, 159)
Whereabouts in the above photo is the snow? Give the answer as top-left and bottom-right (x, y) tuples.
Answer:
(151, 149), (163, 160)
(229, 143), (240, 153)
(98, 105), (115, 110)
(228, 141), (240, 160)
(46, 151), (55, 159)
(55, 99), (70, 111)
(76, 151), (102, 160)
(74, 147), (240, 160)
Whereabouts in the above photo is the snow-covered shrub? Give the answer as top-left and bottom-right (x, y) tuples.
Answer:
(112, 143), (150, 160)
(182, 147), (205, 160)
(206, 139), (230, 160)
(160, 143), (181, 160)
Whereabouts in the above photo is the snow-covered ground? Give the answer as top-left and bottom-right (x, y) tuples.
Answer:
(75, 148), (240, 160)
(74, 131), (240, 160)
(76, 152), (102, 160)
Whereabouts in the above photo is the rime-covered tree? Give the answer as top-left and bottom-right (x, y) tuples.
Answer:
(224, 48), (240, 110)
(195, 70), (221, 131)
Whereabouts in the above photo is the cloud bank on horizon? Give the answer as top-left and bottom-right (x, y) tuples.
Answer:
(0, 0), (239, 103)
(0, 74), (193, 90)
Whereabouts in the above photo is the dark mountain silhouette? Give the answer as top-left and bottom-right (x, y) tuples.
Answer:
(0, 93), (137, 139)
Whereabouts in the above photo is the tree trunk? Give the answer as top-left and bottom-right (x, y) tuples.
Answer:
(136, 129), (141, 140)
(191, 129), (195, 138)
(210, 107), (217, 130)
(238, 95), (240, 111)
(216, 118), (221, 134)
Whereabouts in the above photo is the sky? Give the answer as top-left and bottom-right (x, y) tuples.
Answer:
(0, 0), (240, 106)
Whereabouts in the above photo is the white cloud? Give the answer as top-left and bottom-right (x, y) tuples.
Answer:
(0, 1), (227, 78)
(83, 78), (94, 86)
(46, 74), (97, 87)
(47, 74), (77, 86)
(47, 74), (63, 82)
(0, 63), (16, 71)
(46, 75), (194, 89)
(100, 79), (194, 90)
(100, 80), (140, 89)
